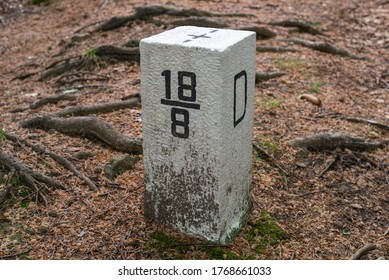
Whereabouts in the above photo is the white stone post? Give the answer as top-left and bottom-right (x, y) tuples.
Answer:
(140, 26), (256, 243)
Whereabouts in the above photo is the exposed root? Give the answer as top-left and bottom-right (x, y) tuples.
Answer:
(94, 45), (140, 62)
(256, 45), (299, 53)
(289, 133), (387, 151)
(350, 243), (377, 260)
(55, 71), (110, 86)
(272, 20), (323, 35)
(286, 39), (365, 60)
(20, 116), (143, 154)
(38, 46), (139, 81)
(237, 26), (277, 39)
(171, 17), (229, 28)
(94, 15), (135, 32)
(0, 150), (64, 206)
(52, 96), (140, 117)
(10, 94), (77, 113)
(12, 71), (40, 81)
(4, 132), (98, 191)
(255, 71), (285, 83)
(93, 5), (255, 32)
(38, 56), (84, 81)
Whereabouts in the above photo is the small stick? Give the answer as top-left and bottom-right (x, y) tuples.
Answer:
(318, 154), (339, 177)
(341, 116), (389, 132)
(350, 243), (377, 260)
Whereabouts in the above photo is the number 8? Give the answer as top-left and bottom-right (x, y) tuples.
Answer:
(171, 108), (189, 139)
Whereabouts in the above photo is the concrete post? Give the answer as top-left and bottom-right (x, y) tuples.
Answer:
(141, 26), (256, 243)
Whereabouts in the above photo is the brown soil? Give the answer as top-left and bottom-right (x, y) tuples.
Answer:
(0, 0), (388, 260)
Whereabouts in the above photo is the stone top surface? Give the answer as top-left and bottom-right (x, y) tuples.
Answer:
(141, 26), (255, 52)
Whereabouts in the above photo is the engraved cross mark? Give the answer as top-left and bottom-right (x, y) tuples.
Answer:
(183, 30), (218, 43)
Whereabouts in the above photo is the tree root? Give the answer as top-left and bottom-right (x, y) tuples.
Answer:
(55, 71), (109, 86)
(20, 116), (143, 154)
(38, 46), (139, 81)
(0, 150), (63, 206)
(38, 56), (84, 81)
(255, 71), (285, 83)
(271, 20), (323, 35)
(10, 94), (77, 113)
(92, 5), (255, 32)
(52, 96), (140, 117)
(12, 70), (40, 81)
(237, 26), (277, 39)
(286, 39), (365, 60)
(289, 133), (387, 151)
(350, 243), (377, 260)
(171, 17), (229, 28)
(4, 132), (98, 191)
(93, 5), (255, 33)
(256, 46), (299, 53)
(94, 45), (139, 61)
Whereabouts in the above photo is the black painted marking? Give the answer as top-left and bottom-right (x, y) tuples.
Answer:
(161, 99), (200, 110)
(183, 31), (215, 43)
(161, 70), (200, 138)
(161, 70), (171, 99)
(178, 71), (197, 102)
(171, 107), (189, 138)
(188, 33), (211, 39)
(233, 70), (247, 127)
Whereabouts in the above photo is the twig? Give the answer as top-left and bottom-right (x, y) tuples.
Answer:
(318, 154), (339, 177)
(253, 142), (289, 175)
(350, 243), (377, 260)
(340, 116), (389, 132)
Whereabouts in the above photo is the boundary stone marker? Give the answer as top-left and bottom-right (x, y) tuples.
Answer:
(141, 26), (256, 243)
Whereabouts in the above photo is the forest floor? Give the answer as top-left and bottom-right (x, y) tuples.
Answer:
(0, 0), (388, 260)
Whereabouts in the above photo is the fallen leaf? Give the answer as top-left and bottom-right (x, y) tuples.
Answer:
(350, 204), (363, 210)
(298, 94), (322, 106)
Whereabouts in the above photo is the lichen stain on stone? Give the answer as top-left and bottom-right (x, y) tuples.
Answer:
(144, 151), (219, 238)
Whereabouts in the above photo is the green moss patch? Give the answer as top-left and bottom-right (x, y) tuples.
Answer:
(246, 212), (290, 255)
